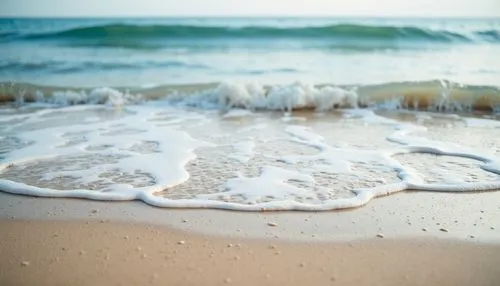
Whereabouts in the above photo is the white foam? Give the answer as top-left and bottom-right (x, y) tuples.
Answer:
(463, 117), (500, 128)
(0, 104), (499, 211)
(237, 123), (267, 133)
(223, 109), (254, 118)
(342, 109), (399, 125)
(171, 82), (358, 111)
(198, 166), (315, 204)
(12, 87), (143, 107)
(228, 140), (255, 163)
(281, 114), (307, 122)
(0, 106), (208, 201)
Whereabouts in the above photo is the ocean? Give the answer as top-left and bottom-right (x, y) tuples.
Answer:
(0, 17), (499, 211)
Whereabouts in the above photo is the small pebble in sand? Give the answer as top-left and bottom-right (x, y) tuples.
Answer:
(178, 240), (186, 245)
(224, 277), (232, 283)
(79, 250), (85, 255)
(376, 233), (384, 238)
(267, 222), (278, 227)
(422, 228), (427, 232)
(141, 254), (147, 259)
(20, 261), (30, 267)
(182, 219), (188, 223)
(269, 245), (276, 249)
(491, 226), (495, 230)
(91, 209), (98, 214)
(234, 256), (240, 260)
(227, 243), (233, 248)
(439, 228), (448, 232)
(299, 262), (306, 267)
(470, 235), (475, 238)
(136, 246), (142, 251)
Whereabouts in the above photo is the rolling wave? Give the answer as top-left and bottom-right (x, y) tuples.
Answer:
(0, 60), (209, 72)
(12, 23), (496, 43)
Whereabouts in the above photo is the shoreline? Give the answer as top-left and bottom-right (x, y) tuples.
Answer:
(1, 190), (499, 242)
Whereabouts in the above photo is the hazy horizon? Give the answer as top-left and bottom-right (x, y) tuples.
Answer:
(1, 15), (500, 19)
(1, 0), (500, 18)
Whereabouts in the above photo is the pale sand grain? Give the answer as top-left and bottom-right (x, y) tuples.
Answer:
(1, 219), (499, 286)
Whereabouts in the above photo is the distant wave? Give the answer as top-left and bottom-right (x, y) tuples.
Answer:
(12, 23), (497, 44)
(1, 80), (499, 113)
(0, 60), (210, 73)
(476, 30), (500, 41)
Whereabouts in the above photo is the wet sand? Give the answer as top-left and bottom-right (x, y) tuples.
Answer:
(1, 219), (499, 286)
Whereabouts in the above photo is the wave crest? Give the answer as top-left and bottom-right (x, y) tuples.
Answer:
(18, 23), (490, 43)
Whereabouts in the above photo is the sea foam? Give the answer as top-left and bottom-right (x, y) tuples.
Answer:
(0, 102), (499, 211)
(2, 80), (499, 113)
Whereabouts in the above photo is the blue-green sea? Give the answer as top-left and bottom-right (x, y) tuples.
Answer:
(1, 17), (499, 87)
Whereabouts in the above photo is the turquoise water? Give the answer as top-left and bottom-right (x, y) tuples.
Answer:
(1, 17), (500, 87)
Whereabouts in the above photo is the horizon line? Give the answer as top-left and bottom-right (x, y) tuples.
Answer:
(1, 14), (500, 19)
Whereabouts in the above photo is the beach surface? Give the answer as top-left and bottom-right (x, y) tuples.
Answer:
(1, 189), (499, 286)
(2, 16), (500, 286)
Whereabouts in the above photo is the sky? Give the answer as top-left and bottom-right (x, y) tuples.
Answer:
(1, 0), (500, 17)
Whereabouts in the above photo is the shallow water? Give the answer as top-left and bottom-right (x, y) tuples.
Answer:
(0, 102), (499, 211)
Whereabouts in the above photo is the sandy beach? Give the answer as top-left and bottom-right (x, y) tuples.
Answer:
(1, 219), (499, 286)
(1, 103), (499, 285)
(1, 190), (499, 286)
(2, 12), (500, 286)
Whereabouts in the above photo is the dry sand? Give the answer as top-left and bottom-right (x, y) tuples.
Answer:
(1, 219), (499, 286)
(1, 190), (500, 286)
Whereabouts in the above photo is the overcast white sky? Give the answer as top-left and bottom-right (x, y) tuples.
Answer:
(1, 0), (500, 17)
